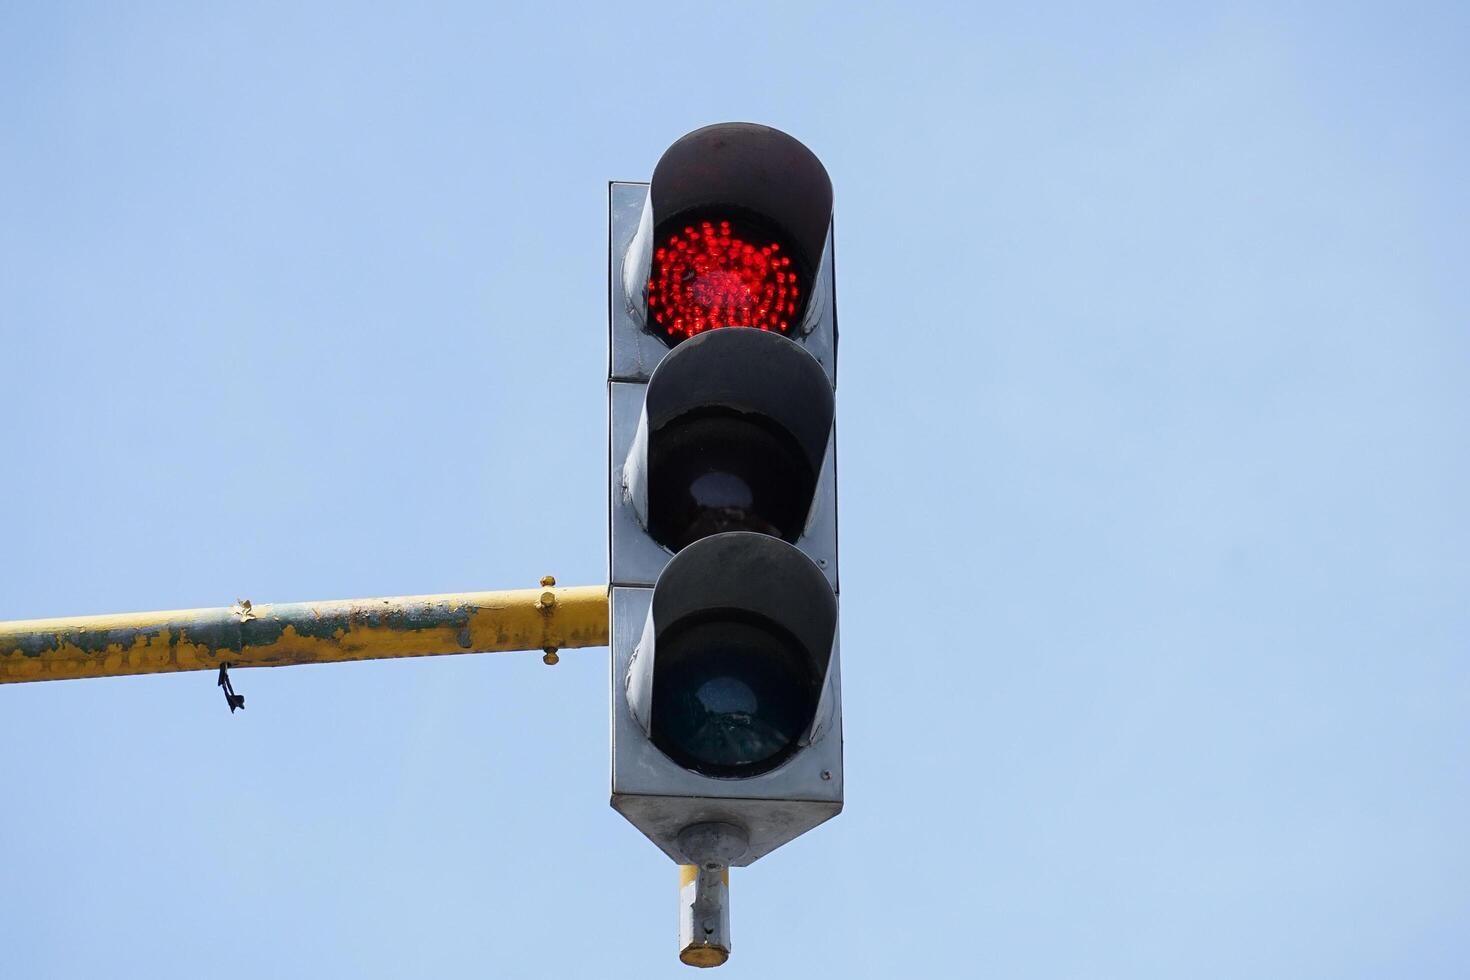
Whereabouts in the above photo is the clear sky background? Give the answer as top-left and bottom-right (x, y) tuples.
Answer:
(2, 3), (1467, 978)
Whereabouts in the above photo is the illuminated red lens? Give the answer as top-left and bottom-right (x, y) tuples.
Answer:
(646, 217), (802, 344)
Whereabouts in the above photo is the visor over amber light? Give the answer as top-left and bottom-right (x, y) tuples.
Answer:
(624, 327), (835, 555)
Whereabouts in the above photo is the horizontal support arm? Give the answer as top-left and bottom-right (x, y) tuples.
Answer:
(0, 585), (609, 684)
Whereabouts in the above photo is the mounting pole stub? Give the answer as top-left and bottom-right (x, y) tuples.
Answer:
(676, 822), (746, 968)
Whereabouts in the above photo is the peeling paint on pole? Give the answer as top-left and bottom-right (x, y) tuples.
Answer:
(0, 586), (609, 684)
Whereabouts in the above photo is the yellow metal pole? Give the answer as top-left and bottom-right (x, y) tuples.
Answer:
(0, 583), (608, 684)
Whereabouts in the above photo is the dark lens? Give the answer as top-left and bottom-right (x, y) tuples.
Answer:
(651, 613), (819, 778)
(648, 411), (816, 552)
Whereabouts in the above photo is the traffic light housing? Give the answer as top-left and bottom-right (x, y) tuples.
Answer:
(607, 123), (842, 884)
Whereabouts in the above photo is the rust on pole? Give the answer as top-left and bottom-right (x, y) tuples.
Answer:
(0, 584), (609, 684)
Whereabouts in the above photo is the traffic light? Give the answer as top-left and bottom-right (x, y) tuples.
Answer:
(607, 123), (840, 965)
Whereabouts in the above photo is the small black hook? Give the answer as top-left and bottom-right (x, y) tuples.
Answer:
(218, 662), (245, 713)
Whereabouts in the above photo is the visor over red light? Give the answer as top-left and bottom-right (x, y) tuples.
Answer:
(647, 217), (802, 344)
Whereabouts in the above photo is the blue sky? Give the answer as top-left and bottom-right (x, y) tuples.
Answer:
(2, 3), (1467, 977)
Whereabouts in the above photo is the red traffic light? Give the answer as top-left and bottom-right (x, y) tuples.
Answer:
(624, 124), (832, 349)
(647, 216), (802, 343)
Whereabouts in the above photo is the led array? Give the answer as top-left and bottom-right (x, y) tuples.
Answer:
(647, 218), (801, 343)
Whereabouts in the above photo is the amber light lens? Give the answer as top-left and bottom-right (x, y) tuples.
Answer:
(647, 216), (803, 344)
(647, 411), (816, 552)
